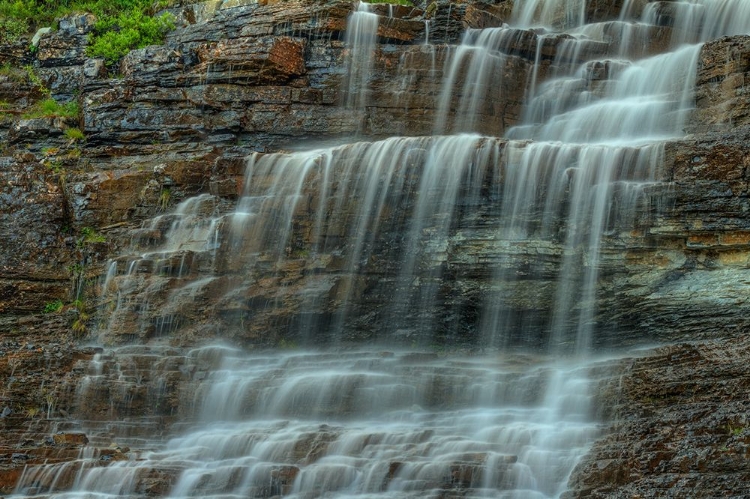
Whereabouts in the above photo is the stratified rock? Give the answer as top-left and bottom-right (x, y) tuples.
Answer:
(568, 338), (750, 498)
(690, 35), (750, 133)
(51, 433), (89, 447)
(463, 2), (513, 29)
(36, 14), (96, 100)
(0, 159), (71, 315)
(190, 36), (307, 85)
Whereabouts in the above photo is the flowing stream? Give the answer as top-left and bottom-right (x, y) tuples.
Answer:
(12, 0), (750, 497)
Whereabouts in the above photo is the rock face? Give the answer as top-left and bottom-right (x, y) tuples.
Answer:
(1, 0), (750, 496)
(568, 338), (750, 498)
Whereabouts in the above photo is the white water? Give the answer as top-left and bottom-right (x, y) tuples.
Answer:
(512, 0), (587, 29)
(643, 0), (750, 45)
(13, 1), (750, 498)
(15, 347), (606, 499)
(344, 2), (379, 110)
(100, 194), (224, 340)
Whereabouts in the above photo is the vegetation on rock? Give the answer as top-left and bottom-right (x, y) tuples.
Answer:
(42, 299), (64, 314)
(88, 7), (175, 64)
(22, 98), (79, 119)
(64, 127), (85, 141)
(78, 226), (106, 246)
(0, 17), (26, 43)
(0, 0), (178, 63)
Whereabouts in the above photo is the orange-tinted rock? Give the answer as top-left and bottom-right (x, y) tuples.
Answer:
(195, 36), (306, 85)
(463, 2), (513, 29)
(52, 433), (89, 447)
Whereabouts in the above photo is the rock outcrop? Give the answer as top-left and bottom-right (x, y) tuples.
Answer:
(568, 337), (750, 498)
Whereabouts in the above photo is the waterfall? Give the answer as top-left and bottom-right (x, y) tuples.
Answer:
(511, 0), (587, 29)
(343, 2), (379, 110)
(12, 1), (750, 498)
(15, 346), (604, 498)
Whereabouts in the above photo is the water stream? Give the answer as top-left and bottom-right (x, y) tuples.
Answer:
(12, 0), (750, 497)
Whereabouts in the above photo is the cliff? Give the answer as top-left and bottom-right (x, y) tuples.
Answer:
(1, 0), (750, 496)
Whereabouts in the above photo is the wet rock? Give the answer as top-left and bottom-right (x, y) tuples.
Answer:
(191, 36), (307, 85)
(569, 337), (750, 498)
(52, 433), (89, 447)
(463, 2), (513, 29)
(690, 35), (750, 133)
(0, 1), (749, 495)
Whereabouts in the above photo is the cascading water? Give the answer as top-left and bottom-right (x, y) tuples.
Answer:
(12, 1), (750, 498)
(343, 2), (379, 111)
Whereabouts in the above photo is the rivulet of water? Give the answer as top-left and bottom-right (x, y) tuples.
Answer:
(343, 2), (379, 111)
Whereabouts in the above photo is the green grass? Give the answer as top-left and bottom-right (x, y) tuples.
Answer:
(43, 299), (64, 313)
(22, 98), (79, 119)
(64, 127), (85, 141)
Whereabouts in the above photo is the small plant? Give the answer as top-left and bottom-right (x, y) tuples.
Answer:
(44, 159), (63, 174)
(72, 316), (88, 336)
(0, 17), (27, 44)
(0, 99), (13, 119)
(23, 65), (50, 96)
(64, 127), (85, 141)
(424, 1), (437, 18)
(277, 338), (298, 350)
(78, 226), (106, 246)
(25, 406), (41, 418)
(45, 392), (56, 419)
(727, 424), (745, 437)
(158, 187), (171, 210)
(67, 263), (83, 276)
(0, 63), (26, 83)
(66, 147), (82, 160)
(23, 98), (78, 119)
(88, 9), (175, 64)
(43, 299), (64, 314)
(69, 295), (90, 337)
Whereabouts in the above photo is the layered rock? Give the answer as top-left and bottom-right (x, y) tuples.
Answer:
(568, 337), (750, 498)
(1, 0), (750, 496)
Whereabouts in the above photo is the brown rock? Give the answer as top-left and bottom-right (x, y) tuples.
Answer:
(463, 2), (513, 29)
(690, 35), (750, 133)
(52, 433), (89, 447)
(192, 36), (306, 85)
